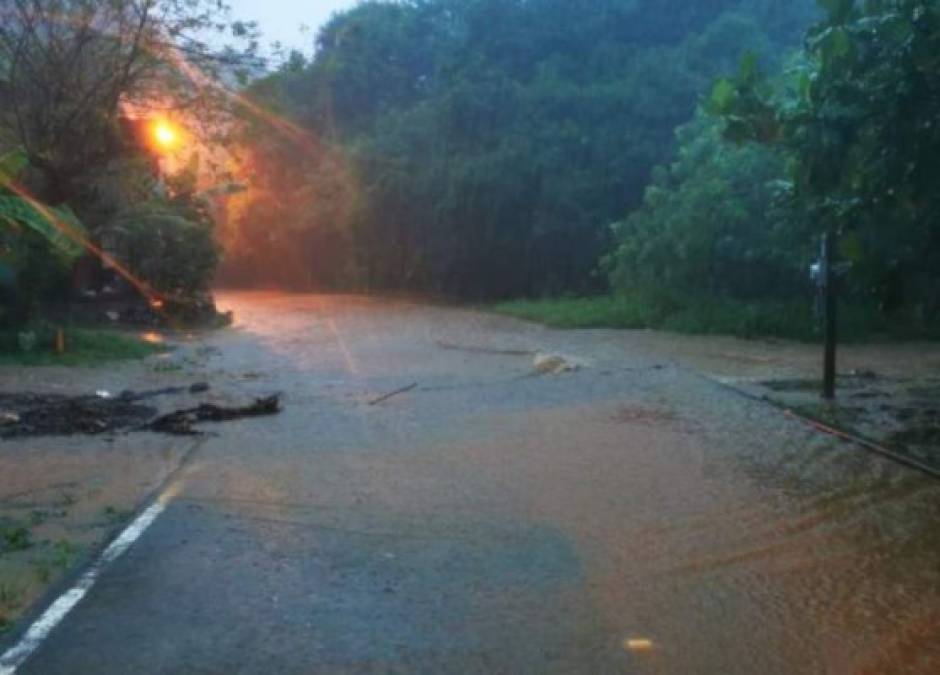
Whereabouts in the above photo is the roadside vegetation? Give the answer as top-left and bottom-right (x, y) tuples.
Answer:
(222, 0), (818, 297)
(0, 500), (127, 634)
(225, 0), (939, 343)
(3, 1), (939, 346)
(0, 1), (260, 363)
(0, 328), (165, 367)
(494, 294), (940, 343)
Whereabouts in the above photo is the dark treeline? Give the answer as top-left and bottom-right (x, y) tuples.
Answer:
(224, 0), (818, 298)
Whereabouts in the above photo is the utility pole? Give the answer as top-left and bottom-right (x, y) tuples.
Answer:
(820, 231), (837, 399)
(811, 232), (840, 399)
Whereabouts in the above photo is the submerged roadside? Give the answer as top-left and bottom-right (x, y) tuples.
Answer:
(0, 333), (221, 635)
(2, 292), (940, 671)
(495, 296), (940, 474)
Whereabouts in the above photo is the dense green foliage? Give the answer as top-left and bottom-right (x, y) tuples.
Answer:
(603, 111), (812, 300)
(234, 0), (817, 298)
(0, 150), (88, 325)
(495, 293), (820, 339)
(708, 0), (940, 316)
(0, 1), (258, 330)
(101, 167), (221, 302)
(494, 292), (940, 341)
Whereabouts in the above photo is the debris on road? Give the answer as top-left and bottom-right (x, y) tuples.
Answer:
(0, 393), (156, 439)
(368, 383), (418, 406)
(0, 412), (21, 426)
(434, 340), (535, 356)
(0, 389), (278, 439)
(532, 352), (582, 375)
(147, 395), (281, 436)
(118, 382), (212, 402)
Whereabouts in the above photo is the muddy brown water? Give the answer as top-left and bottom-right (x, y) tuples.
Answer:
(4, 291), (940, 673)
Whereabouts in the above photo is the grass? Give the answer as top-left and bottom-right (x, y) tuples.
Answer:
(0, 582), (24, 615)
(0, 520), (32, 553)
(0, 327), (166, 366)
(0, 580), (26, 634)
(493, 291), (940, 342)
(31, 541), (82, 585)
(101, 505), (132, 527)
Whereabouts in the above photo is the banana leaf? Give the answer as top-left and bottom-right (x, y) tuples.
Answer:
(0, 196), (87, 261)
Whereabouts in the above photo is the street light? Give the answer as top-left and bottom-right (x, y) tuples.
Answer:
(151, 120), (181, 153)
(147, 119), (184, 198)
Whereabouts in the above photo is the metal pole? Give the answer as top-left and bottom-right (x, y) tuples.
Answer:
(822, 231), (837, 400)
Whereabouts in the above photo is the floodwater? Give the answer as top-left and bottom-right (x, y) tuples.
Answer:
(9, 291), (940, 674)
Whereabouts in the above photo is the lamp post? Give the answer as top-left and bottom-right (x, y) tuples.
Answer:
(149, 119), (182, 193)
(811, 231), (850, 400)
(820, 232), (837, 399)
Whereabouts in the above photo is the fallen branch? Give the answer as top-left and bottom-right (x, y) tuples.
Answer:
(434, 340), (535, 356)
(119, 382), (210, 401)
(368, 383), (418, 406)
(146, 395), (282, 436)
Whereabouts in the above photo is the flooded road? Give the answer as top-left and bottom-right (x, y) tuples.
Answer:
(15, 292), (940, 673)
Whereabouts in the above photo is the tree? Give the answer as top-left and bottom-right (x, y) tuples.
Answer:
(235, 0), (818, 298)
(710, 0), (940, 313)
(604, 111), (811, 299)
(0, 1), (265, 321)
(219, 101), (356, 290)
(0, 0), (261, 206)
(0, 149), (87, 324)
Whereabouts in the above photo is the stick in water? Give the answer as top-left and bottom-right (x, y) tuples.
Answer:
(368, 383), (418, 406)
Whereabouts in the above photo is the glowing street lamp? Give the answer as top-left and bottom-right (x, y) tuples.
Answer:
(147, 119), (184, 196)
(151, 120), (181, 153)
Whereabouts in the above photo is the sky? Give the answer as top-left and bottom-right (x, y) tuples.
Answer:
(227, 0), (358, 55)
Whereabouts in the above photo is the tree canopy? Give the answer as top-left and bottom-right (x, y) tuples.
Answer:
(709, 0), (940, 314)
(0, 0), (259, 324)
(227, 0), (818, 298)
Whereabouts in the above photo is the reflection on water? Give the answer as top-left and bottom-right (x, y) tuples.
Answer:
(610, 409), (940, 675)
(139, 331), (165, 345)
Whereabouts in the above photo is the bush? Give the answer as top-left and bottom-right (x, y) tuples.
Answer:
(1, 150), (87, 326)
(103, 203), (218, 301)
(603, 111), (812, 302)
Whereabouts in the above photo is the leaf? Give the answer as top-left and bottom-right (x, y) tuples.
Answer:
(812, 26), (853, 64)
(739, 52), (760, 84)
(0, 149), (28, 186)
(707, 79), (737, 115)
(798, 71), (813, 103)
(838, 232), (864, 264)
(817, 0), (856, 24)
(0, 196), (87, 261)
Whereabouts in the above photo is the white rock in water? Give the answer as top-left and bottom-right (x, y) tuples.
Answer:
(0, 411), (20, 426)
(533, 352), (580, 375)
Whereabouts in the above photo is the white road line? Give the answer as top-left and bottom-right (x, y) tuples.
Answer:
(0, 500), (167, 674)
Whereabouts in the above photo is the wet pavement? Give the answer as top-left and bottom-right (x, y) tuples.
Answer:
(7, 292), (940, 673)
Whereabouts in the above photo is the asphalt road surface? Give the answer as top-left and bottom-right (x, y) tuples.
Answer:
(14, 293), (940, 673)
